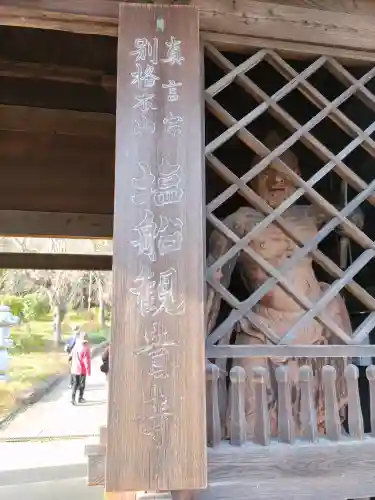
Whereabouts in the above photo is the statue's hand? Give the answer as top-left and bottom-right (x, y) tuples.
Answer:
(338, 206), (364, 233)
(349, 206), (365, 229)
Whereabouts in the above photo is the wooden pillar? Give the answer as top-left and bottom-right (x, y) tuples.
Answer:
(106, 3), (206, 496)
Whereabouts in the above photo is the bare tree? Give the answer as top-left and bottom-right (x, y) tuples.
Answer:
(0, 236), (113, 343)
(90, 240), (112, 330)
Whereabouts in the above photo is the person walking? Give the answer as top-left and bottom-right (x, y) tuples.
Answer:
(70, 332), (91, 405)
(100, 344), (110, 379)
(64, 325), (81, 388)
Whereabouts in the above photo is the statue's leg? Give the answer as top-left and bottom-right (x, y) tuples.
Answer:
(232, 328), (275, 438)
(320, 284), (352, 414)
(171, 491), (196, 500)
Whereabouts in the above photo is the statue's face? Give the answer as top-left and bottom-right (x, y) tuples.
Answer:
(253, 163), (299, 208)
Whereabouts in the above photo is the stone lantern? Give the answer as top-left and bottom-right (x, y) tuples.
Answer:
(0, 305), (19, 381)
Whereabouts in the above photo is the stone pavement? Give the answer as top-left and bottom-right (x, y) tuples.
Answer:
(0, 356), (107, 499)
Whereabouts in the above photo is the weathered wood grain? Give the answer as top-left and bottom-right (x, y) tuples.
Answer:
(0, 1), (120, 36)
(106, 3), (206, 493)
(196, 0), (375, 52)
(3, 0), (375, 55)
(259, 0), (375, 14)
(0, 210), (112, 239)
(203, 440), (375, 499)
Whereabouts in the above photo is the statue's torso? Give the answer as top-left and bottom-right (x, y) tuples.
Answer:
(229, 206), (322, 313)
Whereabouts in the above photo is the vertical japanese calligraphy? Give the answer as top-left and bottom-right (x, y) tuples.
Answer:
(108, 5), (206, 492)
(128, 26), (188, 454)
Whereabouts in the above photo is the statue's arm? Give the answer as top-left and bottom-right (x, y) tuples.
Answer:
(206, 213), (243, 335)
(310, 204), (364, 231)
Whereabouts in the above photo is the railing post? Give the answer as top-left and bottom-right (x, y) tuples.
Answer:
(299, 365), (317, 442)
(229, 365), (246, 446)
(345, 364), (364, 440)
(322, 365), (341, 441)
(275, 365), (295, 444)
(206, 362), (221, 447)
(252, 366), (270, 445)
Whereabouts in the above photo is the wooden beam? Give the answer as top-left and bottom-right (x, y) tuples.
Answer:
(3, 0), (375, 53)
(107, 3), (206, 494)
(195, 0), (375, 52)
(0, 0), (120, 36)
(0, 210), (113, 238)
(203, 440), (375, 500)
(0, 130), (114, 214)
(254, 0), (375, 15)
(0, 252), (112, 270)
(202, 32), (375, 64)
(0, 105), (115, 138)
(0, 60), (116, 90)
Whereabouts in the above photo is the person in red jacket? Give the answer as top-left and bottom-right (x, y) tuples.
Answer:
(70, 332), (91, 405)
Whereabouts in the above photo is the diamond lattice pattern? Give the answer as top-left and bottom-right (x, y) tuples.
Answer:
(204, 43), (375, 360)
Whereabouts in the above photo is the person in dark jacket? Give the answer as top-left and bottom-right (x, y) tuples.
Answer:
(64, 325), (81, 388)
(100, 345), (110, 378)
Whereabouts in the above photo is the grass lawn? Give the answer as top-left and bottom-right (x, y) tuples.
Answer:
(0, 309), (109, 420)
(0, 352), (68, 419)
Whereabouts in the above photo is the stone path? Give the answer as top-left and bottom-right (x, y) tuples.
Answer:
(0, 356), (107, 499)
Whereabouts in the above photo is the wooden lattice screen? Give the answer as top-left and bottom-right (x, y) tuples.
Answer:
(204, 42), (375, 362)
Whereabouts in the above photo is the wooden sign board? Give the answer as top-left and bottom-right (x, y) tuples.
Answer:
(106, 3), (207, 493)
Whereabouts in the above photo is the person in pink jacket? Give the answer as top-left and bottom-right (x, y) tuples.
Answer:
(70, 332), (91, 405)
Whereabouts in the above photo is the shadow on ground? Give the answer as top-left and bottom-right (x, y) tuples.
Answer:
(0, 462), (88, 486)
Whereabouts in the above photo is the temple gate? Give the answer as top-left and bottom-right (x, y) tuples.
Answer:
(2, 1), (375, 499)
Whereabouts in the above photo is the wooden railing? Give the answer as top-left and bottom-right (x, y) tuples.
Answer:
(206, 362), (375, 446)
(86, 362), (375, 499)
